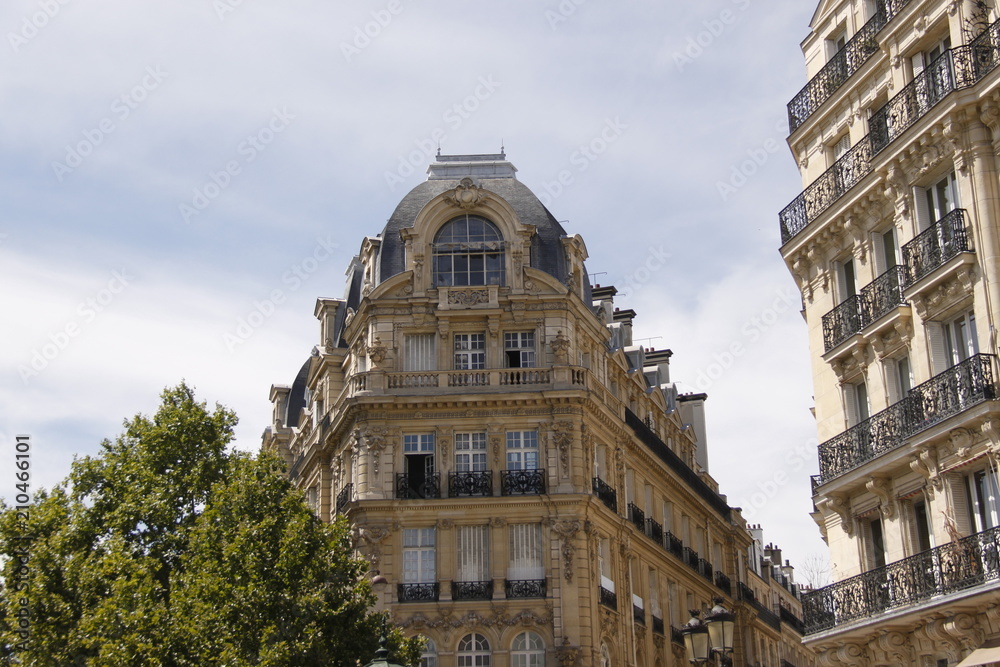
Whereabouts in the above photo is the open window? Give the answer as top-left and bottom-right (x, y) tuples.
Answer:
(504, 332), (536, 368)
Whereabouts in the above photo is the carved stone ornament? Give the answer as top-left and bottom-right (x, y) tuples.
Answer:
(444, 177), (487, 210)
(366, 336), (388, 366)
(866, 476), (896, 519)
(555, 638), (580, 667)
(364, 426), (390, 475)
(551, 519), (582, 582)
(448, 288), (490, 306)
(550, 330), (571, 364)
(951, 427), (975, 459)
(552, 421), (574, 477)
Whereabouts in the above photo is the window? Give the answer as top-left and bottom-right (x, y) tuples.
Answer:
(886, 354), (912, 404)
(404, 333), (437, 372)
(831, 132), (850, 163)
(864, 517), (886, 570)
(836, 257), (857, 302)
(403, 528), (436, 583)
(873, 227), (899, 274)
(454, 333), (486, 370)
(432, 215), (505, 287)
(506, 431), (539, 470)
(928, 310), (979, 373)
(916, 171), (959, 228)
(599, 537), (614, 592)
(457, 633), (491, 667)
(844, 380), (870, 426)
(306, 487), (318, 512)
(504, 332), (536, 368)
(511, 632), (544, 667)
(403, 434), (435, 498)
(912, 499), (933, 552)
(508, 523), (544, 580)
(648, 569), (661, 619)
(455, 432), (487, 472)
(420, 639), (438, 667)
(969, 467), (1000, 533)
(456, 525), (490, 583)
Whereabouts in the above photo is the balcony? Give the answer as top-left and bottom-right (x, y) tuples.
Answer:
(823, 266), (906, 352)
(652, 615), (665, 636)
(448, 470), (493, 497)
(599, 586), (617, 611)
(786, 0), (913, 132)
(665, 531), (684, 559)
(335, 483), (353, 513)
(902, 209), (971, 287)
(646, 518), (663, 545)
(817, 354), (996, 484)
(398, 582), (439, 603)
(627, 502), (645, 531)
(670, 626), (685, 646)
(367, 366), (579, 394)
(802, 523), (1000, 635)
(451, 580), (493, 601)
(683, 547), (701, 572)
(698, 558), (714, 582)
(780, 604), (806, 635)
(715, 571), (732, 596)
(780, 17), (1000, 245)
(505, 579), (546, 599)
(500, 469), (546, 496)
(592, 477), (617, 512)
(395, 472), (441, 500)
(633, 604), (646, 625)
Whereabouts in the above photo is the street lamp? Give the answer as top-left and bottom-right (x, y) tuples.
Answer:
(704, 598), (735, 667)
(681, 610), (710, 665)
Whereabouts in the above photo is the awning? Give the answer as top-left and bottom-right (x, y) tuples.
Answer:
(957, 639), (1000, 667)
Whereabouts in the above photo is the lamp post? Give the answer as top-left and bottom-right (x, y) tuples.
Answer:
(682, 600), (736, 666)
(704, 598), (735, 667)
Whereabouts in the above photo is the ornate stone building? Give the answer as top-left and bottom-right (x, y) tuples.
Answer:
(264, 153), (813, 666)
(780, 0), (1000, 664)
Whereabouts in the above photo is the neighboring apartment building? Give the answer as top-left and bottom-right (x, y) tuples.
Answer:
(780, 0), (1000, 664)
(263, 153), (814, 666)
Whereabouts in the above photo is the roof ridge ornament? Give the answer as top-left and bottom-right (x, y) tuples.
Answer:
(444, 177), (487, 210)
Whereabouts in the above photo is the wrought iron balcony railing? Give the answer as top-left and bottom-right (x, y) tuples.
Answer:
(780, 17), (1000, 245)
(335, 483), (353, 513)
(451, 580), (493, 601)
(633, 604), (646, 625)
(627, 502), (645, 531)
(505, 579), (546, 599)
(715, 571), (732, 596)
(803, 523), (1000, 634)
(780, 604), (806, 635)
(652, 615), (665, 636)
(599, 586), (617, 610)
(902, 208), (970, 286)
(698, 558), (714, 582)
(395, 473), (441, 500)
(500, 468), (546, 496)
(823, 266), (907, 352)
(817, 354), (996, 483)
(683, 547), (700, 571)
(670, 626), (684, 646)
(448, 470), (493, 497)
(592, 476), (617, 512)
(398, 582), (439, 602)
(786, 0), (913, 132)
(665, 531), (684, 559)
(646, 518), (663, 545)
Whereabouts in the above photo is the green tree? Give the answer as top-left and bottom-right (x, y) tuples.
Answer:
(0, 383), (420, 667)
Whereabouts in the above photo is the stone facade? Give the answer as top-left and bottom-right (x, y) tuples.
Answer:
(265, 153), (814, 666)
(781, 0), (1000, 664)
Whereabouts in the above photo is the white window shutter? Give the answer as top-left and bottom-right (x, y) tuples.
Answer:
(911, 52), (926, 77)
(844, 384), (859, 427)
(872, 231), (887, 276)
(927, 321), (949, 375)
(952, 476), (973, 537)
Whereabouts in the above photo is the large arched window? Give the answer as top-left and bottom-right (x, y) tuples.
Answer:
(432, 215), (505, 287)
(511, 631), (545, 667)
(419, 638), (438, 667)
(457, 633), (491, 667)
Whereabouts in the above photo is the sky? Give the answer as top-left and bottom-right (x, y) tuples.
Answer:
(0, 0), (830, 580)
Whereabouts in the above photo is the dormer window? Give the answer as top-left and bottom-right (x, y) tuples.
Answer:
(432, 214), (505, 287)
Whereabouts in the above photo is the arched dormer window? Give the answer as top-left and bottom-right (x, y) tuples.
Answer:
(432, 215), (505, 287)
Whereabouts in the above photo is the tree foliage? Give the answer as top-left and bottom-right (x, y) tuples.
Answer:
(1, 383), (420, 666)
